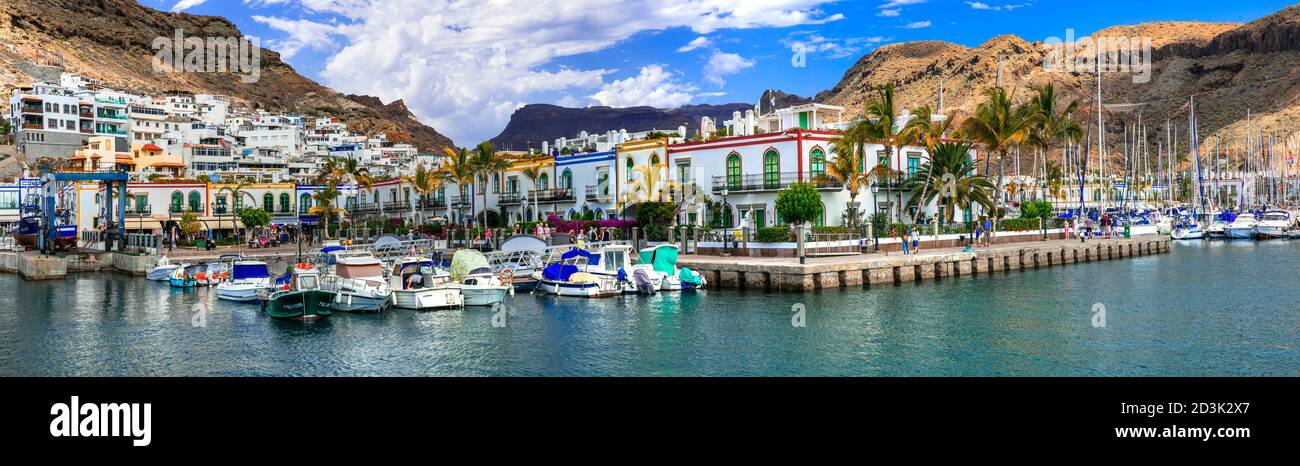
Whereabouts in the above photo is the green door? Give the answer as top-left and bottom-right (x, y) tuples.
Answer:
(798, 112), (809, 129)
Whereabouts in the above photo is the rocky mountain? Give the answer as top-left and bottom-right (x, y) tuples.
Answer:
(809, 4), (1300, 173)
(0, 0), (454, 153)
(489, 103), (756, 150)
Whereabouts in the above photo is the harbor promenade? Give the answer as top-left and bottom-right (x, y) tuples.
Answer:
(679, 236), (1170, 291)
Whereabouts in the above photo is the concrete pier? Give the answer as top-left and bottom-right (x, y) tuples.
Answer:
(680, 236), (1170, 292)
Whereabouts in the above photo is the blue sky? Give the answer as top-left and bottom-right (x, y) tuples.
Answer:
(149, 0), (1294, 145)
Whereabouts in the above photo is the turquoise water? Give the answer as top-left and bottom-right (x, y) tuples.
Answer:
(1, 241), (1296, 376)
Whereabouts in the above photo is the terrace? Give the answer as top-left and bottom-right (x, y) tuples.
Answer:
(530, 188), (574, 203)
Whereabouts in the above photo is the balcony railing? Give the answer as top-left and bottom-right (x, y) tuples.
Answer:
(20, 106), (42, 114)
(448, 196), (470, 207)
(530, 188), (574, 203)
(711, 172), (842, 194)
(352, 203), (380, 213)
(382, 200), (409, 211)
(498, 192), (523, 205)
(126, 206), (152, 217)
(416, 198), (446, 210)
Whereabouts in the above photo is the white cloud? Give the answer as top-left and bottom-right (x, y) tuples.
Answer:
(251, 0), (845, 144)
(590, 65), (696, 108)
(903, 20), (932, 29)
(879, 0), (927, 8)
(877, 9), (900, 17)
(171, 0), (208, 12)
(784, 34), (888, 59)
(966, 2), (1030, 11)
(703, 51), (755, 86)
(252, 16), (338, 59)
(677, 36), (713, 53)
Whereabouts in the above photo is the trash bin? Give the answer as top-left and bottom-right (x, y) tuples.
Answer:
(1123, 226), (1131, 238)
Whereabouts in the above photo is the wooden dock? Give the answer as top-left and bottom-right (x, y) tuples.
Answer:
(679, 236), (1171, 291)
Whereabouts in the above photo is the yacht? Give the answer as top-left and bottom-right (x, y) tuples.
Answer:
(1170, 218), (1205, 240)
(533, 249), (621, 298)
(146, 256), (179, 281)
(1254, 210), (1291, 239)
(387, 256), (462, 310)
(320, 253), (392, 312)
(585, 244), (659, 294)
(1225, 213), (1259, 239)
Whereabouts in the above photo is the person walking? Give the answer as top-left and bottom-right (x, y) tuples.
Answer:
(974, 220), (984, 248)
(892, 227), (906, 255)
(982, 216), (994, 247)
(909, 226), (920, 254)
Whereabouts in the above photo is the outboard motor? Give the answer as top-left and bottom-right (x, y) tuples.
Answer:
(632, 268), (656, 295)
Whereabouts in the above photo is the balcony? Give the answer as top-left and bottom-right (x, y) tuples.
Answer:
(415, 198), (446, 210)
(20, 105), (42, 114)
(352, 203), (380, 214)
(498, 192), (523, 205)
(711, 172), (843, 194)
(126, 206), (153, 217)
(382, 200), (409, 211)
(530, 188), (574, 203)
(448, 196), (470, 207)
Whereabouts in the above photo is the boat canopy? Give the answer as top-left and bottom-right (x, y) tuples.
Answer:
(542, 263), (580, 281)
(450, 249), (491, 282)
(337, 261), (385, 279)
(231, 262), (269, 279)
(395, 259), (434, 275)
(561, 248), (599, 265)
(639, 244), (679, 275)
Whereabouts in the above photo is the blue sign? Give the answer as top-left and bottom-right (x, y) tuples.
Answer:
(19, 178), (40, 188)
(56, 225), (78, 237)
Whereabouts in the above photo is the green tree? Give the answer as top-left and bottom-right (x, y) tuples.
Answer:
(859, 83), (919, 222)
(899, 104), (957, 224)
(178, 210), (202, 239)
(439, 146), (477, 226)
(900, 141), (997, 224)
(236, 207), (271, 241)
(1026, 83), (1081, 200)
(520, 164), (544, 222)
(309, 183), (343, 239)
(823, 121), (897, 228)
(405, 162), (442, 226)
(959, 87), (1039, 215)
(472, 141), (512, 227)
(775, 182), (824, 226)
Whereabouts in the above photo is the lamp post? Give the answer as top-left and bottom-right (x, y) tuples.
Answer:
(721, 186), (729, 253)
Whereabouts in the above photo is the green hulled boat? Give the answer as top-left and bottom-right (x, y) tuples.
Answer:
(261, 264), (334, 321)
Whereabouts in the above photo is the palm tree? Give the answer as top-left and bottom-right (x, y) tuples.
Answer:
(405, 163), (442, 226)
(859, 83), (920, 222)
(440, 147), (476, 226)
(821, 123), (899, 227)
(959, 86), (1039, 218)
(218, 180), (251, 245)
(519, 165), (544, 223)
(1026, 83), (1081, 200)
(309, 183), (343, 240)
(899, 105), (957, 224)
(471, 141), (512, 227)
(901, 141), (997, 223)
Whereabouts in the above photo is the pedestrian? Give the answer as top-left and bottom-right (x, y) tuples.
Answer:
(977, 216), (987, 246)
(974, 219), (983, 247)
(1083, 217), (1094, 242)
(909, 226), (920, 253)
(895, 227), (908, 255)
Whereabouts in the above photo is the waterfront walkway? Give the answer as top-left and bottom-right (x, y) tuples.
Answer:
(679, 235), (1170, 291)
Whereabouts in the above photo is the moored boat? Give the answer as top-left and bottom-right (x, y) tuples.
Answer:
(533, 249), (621, 298)
(638, 244), (706, 291)
(1254, 210), (1290, 239)
(146, 256), (179, 281)
(214, 261), (276, 302)
(387, 256), (462, 310)
(1225, 213), (1258, 239)
(261, 264), (333, 321)
(448, 249), (509, 306)
(321, 253), (391, 312)
(169, 263), (203, 288)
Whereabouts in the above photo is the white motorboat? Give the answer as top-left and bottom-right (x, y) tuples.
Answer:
(533, 248), (621, 298)
(146, 256), (179, 281)
(1170, 221), (1205, 240)
(448, 249), (510, 306)
(214, 261), (278, 302)
(1225, 213), (1258, 239)
(638, 244), (706, 291)
(321, 253), (392, 312)
(1254, 210), (1291, 239)
(388, 256), (462, 310)
(585, 244), (659, 294)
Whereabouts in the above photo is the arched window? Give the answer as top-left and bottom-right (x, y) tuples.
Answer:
(810, 148), (825, 180)
(561, 169), (572, 190)
(493, 173), (501, 193)
(280, 193), (290, 213)
(300, 193), (312, 213)
(263, 193), (274, 212)
(649, 153), (660, 166)
(188, 191), (201, 213)
(725, 153), (741, 190)
(721, 203), (733, 228)
(170, 191), (183, 213)
(359, 192), (367, 206)
(814, 202), (826, 227)
(538, 173), (549, 191)
(763, 149), (780, 189)
(625, 157), (634, 181)
(233, 193), (244, 211)
(567, 208), (578, 220)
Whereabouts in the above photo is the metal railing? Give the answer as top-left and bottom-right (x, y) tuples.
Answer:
(498, 192), (523, 205)
(711, 172), (842, 193)
(529, 188), (574, 202)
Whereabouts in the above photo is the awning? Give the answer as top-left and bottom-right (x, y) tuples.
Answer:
(271, 218), (301, 226)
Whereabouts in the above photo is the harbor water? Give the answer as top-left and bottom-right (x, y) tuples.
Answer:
(1, 240), (1296, 376)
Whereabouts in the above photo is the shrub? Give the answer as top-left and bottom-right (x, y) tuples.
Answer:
(998, 218), (1043, 231)
(811, 226), (852, 235)
(774, 182), (823, 225)
(1020, 200), (1053, 220)
(755, 226), (792, 243)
